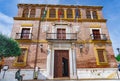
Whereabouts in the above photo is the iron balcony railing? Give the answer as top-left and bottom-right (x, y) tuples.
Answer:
(46, 33), (77, 40)
(90, 34), (107, 40)
(15, 33), (32, 40)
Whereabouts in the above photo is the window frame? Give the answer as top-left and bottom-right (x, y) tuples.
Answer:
(22, 8), (29, 18)
(13, 47), (28, 67)
(86, 10), (91, 19)
(90, 28), (102, 40)
(95, 48), (108, 65)
(75, 8), (81, 18)
(19, 27), (32, 39)
(41, 8), (47, 18)
(49, 8), (56, 18)
(30, 8), (36, 18)
(92, 11), (98, 19)
(86, 10), (98, 19)
(67, 8), (73, 18)
(58, 9), (64, 18)
(52, 24), (70, 39)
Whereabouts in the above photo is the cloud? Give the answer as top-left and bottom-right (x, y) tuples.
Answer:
(0, 12), (13, 36)
(0, 12), (13, 23)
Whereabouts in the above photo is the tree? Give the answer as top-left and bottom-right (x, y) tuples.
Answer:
(0, 33), (21, 71)
(116, 54), (120, 61)
(0, 33), (21, 57)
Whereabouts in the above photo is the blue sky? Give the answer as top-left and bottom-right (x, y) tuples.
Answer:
(0, 0), (120, 56)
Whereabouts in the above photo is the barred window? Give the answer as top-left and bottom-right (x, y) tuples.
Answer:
(86, 10), (91, 19)
(97, 49), (105, 62)
(30, 8), (35, 18)
(75, 8), (81, 18)
(22, 8), (29, 17)
(58, 9), (64, 18)
(49, 9), (56, 18)
(41, 8), (45, 17)
(67, 9), (73, 18)
(92, 11), (98, 19)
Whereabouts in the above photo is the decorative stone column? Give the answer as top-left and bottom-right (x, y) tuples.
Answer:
(70, 43), (77, 79)
(46, 43), (52, 79)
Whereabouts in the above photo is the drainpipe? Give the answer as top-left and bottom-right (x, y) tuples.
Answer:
(33, 11), (42, 80)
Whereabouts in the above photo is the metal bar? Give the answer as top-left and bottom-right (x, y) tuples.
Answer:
(16, 33), (32, 39)
(90, 34), (107, 40)
(46, 33), (77, 40)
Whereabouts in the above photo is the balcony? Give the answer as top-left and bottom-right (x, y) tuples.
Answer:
(15, 33), (32, 40)
(90, 34), (107, 41)
(46, 33), (77, 41)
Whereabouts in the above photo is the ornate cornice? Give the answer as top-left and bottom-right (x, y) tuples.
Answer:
(14, 17), (107, 22)
(17, 4), (103, 9)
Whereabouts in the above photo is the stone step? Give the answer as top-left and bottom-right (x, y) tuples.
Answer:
(23, 79), (120, 81)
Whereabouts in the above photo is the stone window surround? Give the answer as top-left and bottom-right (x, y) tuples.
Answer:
(19, 26), (33, 39)
(13, 47), (28, 67)
(86, 10), (98, 19)
(95, 48), (108, 65)
(90, 27), (102, 39)
(22, 7), (36, 18)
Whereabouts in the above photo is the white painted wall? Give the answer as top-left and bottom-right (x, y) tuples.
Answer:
(0, 68), (120, 81)
(0, 69), (47, 81)
(77, 68), (120, 79)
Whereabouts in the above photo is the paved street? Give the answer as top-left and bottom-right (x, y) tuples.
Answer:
(0, 79), (120, 81)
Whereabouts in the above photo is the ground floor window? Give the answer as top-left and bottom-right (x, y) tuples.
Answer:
(14, 48), (28, 67)
(17, 48), (27, 63)
(96, 49), (108, 65)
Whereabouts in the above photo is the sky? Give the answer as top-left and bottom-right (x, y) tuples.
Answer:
(0, 0), (120, 56)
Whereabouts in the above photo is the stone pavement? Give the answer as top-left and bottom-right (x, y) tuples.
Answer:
(23, 80), (120, 81)
(0, 79), (120, 81)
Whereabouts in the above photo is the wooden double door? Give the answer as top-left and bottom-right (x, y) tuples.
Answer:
(54, 50), (69, 78)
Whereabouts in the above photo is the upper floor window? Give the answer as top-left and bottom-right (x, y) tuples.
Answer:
(75, 8), (81, 18)
(67, 8), (73, 18)
(92, 29), (101, 40)
(30, 8), (35, 18)
(41, 7), (47, 18)
(58, 9), (64, 18)
(92, 11), (98, 19)
(86, 10), (91, 19)
(57, 28), (66, 39)
(22, 8), (29, 17)
(86, 10), (98, 19)
(21, 28), (31, 39)
(90, 28), (107, 40)
(49, 8), (56, 18)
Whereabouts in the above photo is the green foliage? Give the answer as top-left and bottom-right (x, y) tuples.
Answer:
(0, 33), (21, 57)
(116, 54), (120, 61)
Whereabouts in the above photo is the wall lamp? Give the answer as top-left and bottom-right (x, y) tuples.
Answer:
(40, 44), (43, 52)
(80, 44), (83, 53)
